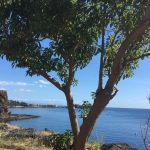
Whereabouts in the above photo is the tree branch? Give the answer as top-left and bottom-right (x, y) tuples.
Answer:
(0, 47), (14, 56)
(39, 71), (64, 91)
(110, 87), (118, 100)
(105, 3), (150, 93)
(124, 52), (150, 64)
(65, 44), (79, 89)
(98, 28), (105, 90)
(1, 48), (64, 91)
(66, 62), (75, 89)
(110, 29), (120, 48)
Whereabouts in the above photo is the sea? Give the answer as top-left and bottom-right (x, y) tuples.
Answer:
(9, 107), (150, 150)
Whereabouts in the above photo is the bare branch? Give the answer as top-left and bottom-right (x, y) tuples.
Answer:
(141, 113), (150, 150)
(39, 71), (64, 91)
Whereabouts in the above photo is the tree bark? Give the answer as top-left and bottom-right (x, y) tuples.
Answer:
(73, 90), (111, 150)
(65, 89), (80, 140)
(98, 28), (105, 90)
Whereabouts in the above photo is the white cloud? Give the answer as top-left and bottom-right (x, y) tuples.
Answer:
(0, 87), (6, 90)
(39, 85), (46, 88)
(39, 80), (50, 85)
(34, 80), (50, 88)
(16, 82), (28, 86)
(13, 89), (32, 93)
(0, 81), (32, 86)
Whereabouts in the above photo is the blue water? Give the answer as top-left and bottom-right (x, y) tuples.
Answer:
(9, 107), (149, 150)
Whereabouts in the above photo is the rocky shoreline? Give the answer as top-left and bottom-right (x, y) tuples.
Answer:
(0, 122), (138, 150)
(0, 122), (54, 150)
(0, 113), (138, 150)
(0, 114), (39, 122)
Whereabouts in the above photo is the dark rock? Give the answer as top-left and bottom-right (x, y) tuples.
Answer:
(0, 114), (39, 122)
(0, 90), (9, 118)
(0, 124), (8, 131)
(101, 143), (137, 150)
(6, 128), (38, 139)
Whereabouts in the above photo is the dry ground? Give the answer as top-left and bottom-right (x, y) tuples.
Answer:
(0, 123), (53, 150)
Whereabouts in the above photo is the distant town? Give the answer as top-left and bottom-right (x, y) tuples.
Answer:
(8, 100), (81, 108)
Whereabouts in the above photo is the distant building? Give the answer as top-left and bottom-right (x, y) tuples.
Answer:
(0, 90), (9, 118)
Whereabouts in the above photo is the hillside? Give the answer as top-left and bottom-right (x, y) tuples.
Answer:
(8, 100), (59, 108)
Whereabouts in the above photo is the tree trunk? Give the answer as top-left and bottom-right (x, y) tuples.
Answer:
(65, 90), (80, 140)
(73, 90), (111, 150)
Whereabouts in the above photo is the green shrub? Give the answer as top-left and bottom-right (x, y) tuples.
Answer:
(90, 141), (101, 150)
(79, 101), (92, 118)
(42, 130), (73, 150)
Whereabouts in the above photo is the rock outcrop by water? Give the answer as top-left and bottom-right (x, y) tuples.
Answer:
(0, 114), (39, 122)
(0, 90), (9, 118)
(0, 90), (39, 122)
(101, 143), (137, 150)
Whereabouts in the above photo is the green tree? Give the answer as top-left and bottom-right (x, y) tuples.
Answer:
(1, 1), (150, 150)
(0, 0), (101, 141)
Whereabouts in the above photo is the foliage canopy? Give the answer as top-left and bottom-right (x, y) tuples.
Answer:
(0, 0), (102, 86)
(0, 0), (150, 87)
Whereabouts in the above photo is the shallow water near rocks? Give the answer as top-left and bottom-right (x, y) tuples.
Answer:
(9, 107), (149, 150)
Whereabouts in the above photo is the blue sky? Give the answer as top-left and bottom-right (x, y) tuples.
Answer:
(0, 53), (150, 109)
